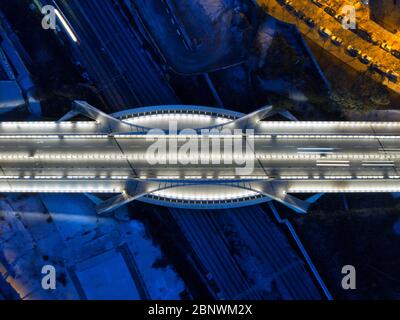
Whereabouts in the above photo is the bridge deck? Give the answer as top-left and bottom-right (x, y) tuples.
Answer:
(1, 103), (400, 212)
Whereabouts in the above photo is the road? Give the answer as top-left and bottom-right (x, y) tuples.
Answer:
(0, 103), (400, 215)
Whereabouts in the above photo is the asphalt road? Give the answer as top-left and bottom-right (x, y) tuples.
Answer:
(0, 117), (400, 192)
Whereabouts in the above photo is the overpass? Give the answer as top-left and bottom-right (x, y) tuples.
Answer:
(0, 100), (400, 214)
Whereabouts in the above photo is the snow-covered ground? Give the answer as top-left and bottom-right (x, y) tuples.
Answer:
(76, 249), (142, 300)
(0, 194), (185, 299)
(122, 220), (185, 299)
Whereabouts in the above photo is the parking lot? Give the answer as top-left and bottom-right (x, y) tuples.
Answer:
(258, 0), (400, 94)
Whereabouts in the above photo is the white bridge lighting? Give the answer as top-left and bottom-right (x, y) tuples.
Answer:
(1, 100), (400, 214)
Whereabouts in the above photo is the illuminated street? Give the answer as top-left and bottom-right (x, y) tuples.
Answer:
(258, 0), (400, 93)
(0, 101), (400, 215)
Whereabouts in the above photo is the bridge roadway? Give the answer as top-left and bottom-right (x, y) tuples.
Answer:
(0, 101), (400, 214)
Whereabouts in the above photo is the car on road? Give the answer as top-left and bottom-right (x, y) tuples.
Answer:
(324, 6), (336, 17)
(359, 54), (373, 64)
(319, 27), (332, 38)
(386, 69), (399, 83)
(391, 49), (400, 59)
(304, 17), (316, 28)
(310, 0), (324, 8)
(380, 42), (392, 52)
(331, 35), (343, 46)
(370, 63), (386, 76)
(346, 45), (361, 57)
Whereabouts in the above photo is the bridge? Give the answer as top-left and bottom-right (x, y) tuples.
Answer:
(0, 100), (400, 214)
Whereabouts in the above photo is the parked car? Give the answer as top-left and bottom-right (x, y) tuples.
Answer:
(370, 63), (386, 76)
(324, 6), (336, 17)
(346, 45), (361, 57)
(293, 9), (306, 19)
(331, 35), (343, 46)
(284, 0), (294, 11)
(380, 42), (392, 52)
(304, 17), (316, 28)
(353, 28), (376, 44)
(391, 49), (400, 59)
(370, 34), (382, 46)
(386, 69), (399, 83)
(310, 0), (323, 8)
(319, 27), (332, 38)
(334, 14), (344, 23)
(359, 54), (372, 64)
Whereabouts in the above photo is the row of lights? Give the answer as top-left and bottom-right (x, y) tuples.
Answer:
(281, 175), (392, 180)
(153, 175), (267, 180)
(2, 174), (397, 181)
(116, 134), (400, 140)
(0, 121), (96, 126)
(260, 121), (400, 126)
(0, 133), (399, 141)
(151, 190), (258, 201)
(258, 154), (400, 160)
(288, 187), (400, 193)
(0, 175), (269, 181)
(0, 175), (130, 180)
(125, 114), (400, 128)
(139, 175), (267, 180)
(0, 134), (107, 140)
(0, 134), (264, 140)
(0, 153), (398, 163)
(0, 187), (121, 193)
(274, 134), (400, 140)
(126, 113), (229, 123)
